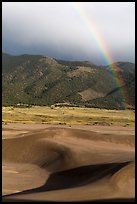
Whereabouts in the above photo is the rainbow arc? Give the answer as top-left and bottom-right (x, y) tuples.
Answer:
(73, 2), (130, 109)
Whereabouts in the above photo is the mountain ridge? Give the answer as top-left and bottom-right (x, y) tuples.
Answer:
(2, 53), (135, 109)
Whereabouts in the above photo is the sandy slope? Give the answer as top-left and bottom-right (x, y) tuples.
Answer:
(2, 124), (135, 202)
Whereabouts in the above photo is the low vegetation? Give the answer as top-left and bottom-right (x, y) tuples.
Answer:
(2, 106), (135, 126)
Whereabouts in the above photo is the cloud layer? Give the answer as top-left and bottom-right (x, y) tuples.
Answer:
(2, 2), (135, 65)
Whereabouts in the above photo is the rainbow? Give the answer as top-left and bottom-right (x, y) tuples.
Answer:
(73, 2), (129, 109)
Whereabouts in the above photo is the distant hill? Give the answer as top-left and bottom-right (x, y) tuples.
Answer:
(2, 53), (135, 109)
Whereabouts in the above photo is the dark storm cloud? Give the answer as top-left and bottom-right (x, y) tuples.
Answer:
(2, 2), (135, 65)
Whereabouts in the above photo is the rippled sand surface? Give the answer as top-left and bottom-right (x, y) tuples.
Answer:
(2, 124), (135, 202)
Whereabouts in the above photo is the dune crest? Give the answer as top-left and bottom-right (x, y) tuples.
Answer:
(2, 126), (135, 201)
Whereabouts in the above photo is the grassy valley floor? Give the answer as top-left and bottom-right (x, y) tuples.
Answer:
(2, 106), (135, 126)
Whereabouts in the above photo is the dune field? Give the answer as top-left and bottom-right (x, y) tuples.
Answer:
(2, 123), (135, 202)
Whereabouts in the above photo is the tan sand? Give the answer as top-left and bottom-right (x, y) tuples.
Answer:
(2, 124), (135, 202)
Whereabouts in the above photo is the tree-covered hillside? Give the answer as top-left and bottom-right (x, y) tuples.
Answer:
(2, 53), (135, 109)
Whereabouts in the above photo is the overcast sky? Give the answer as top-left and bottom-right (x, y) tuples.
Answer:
(2, 2), (135, 65)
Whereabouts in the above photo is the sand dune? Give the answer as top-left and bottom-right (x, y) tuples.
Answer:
(2, 125), (135, 202)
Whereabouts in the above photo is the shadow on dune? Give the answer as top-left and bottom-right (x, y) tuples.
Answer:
(2, 127), (134, 202)
(3, 161), (130, 199)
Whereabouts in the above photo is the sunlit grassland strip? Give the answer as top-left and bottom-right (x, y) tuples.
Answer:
(2, 106), (135, 126)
